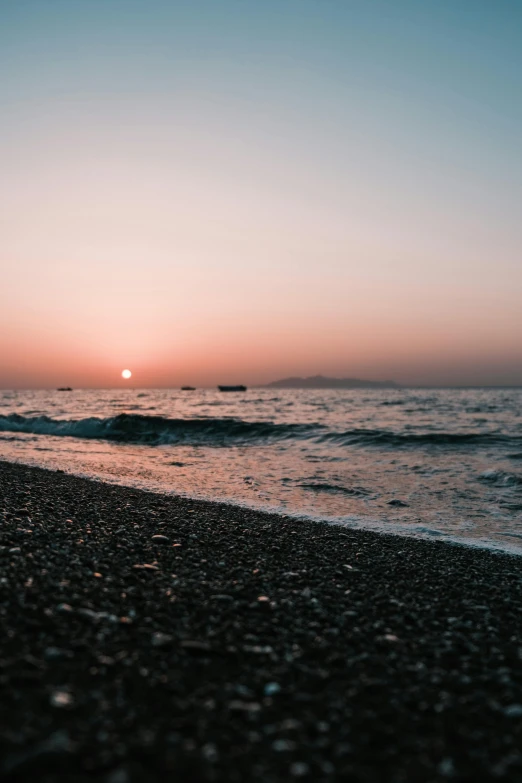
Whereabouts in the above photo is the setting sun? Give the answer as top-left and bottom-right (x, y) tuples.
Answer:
(122, 369), (132, 379)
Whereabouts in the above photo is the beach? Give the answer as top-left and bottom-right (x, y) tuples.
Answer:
(2, 387), (522, 553)
(1, 460), (522, 781)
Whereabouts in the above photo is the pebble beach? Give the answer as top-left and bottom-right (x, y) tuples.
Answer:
(1, 459), (522, 782)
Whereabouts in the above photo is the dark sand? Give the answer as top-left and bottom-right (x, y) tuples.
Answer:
(1, 460), (522, 782)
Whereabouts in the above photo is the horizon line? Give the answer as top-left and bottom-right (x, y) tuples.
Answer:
(2, 385), (522, 392)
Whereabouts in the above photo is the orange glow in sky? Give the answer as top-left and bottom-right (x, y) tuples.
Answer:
(1, 2), (521, 388)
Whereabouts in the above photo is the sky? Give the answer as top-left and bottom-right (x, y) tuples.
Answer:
(1, 0), (521, 388)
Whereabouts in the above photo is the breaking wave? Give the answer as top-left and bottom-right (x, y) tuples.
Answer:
(0, 413), (319, 446)
(1, 413), (521, 450)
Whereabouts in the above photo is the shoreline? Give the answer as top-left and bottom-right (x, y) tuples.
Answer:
(3, 454), (522, 559)
(1, 459), (522, 781)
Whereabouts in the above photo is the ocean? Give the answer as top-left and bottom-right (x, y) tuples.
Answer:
(1, 387), (521, 554)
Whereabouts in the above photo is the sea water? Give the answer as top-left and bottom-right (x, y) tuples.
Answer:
(1, 388), (521, 554)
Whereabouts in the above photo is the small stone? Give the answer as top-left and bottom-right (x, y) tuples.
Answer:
(243, 645), (274, 655)
(257, 596), (270, 602)
(50, 690), (73, 708)
(281, 719), (301, 731)
(151, 632), (173, 647)
(151, 535), (169, 543)
(290, 761), (310, 777)
(98, 655), (115, 665)
(228, 700), (261, 713)
(77, 608), (98, 620)
(77, 608), (118, 623)
(133, 563), (159, 571)
(201, 743), (219, 762)
(44, 647), (72, 661)
(106, 768), (130, 783)
(234, 684), (253, 697)
(504, 704), (522, 718)
(264, 682), (281, 696)
(273, 739), (296, 751)
(388, 499), (409, 507)
(56, 603), (73, 613)
(438, 757), (455, 776)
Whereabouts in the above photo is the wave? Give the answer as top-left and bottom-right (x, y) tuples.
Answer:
(320, 429), (522, 448)
(478, 469), (522, 488)
(1, 413), (521, 451)
(0, 413), (318, 446)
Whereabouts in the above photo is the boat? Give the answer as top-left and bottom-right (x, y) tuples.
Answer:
(218, 385), (247, 392)
(56, 387), (73, 391)
(181, 386), (196, 391)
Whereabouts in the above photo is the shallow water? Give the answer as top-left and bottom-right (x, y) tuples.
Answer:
(1, 387), (522, 553)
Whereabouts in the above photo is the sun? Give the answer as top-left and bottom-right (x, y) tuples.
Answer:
(122, 369), (132, 380)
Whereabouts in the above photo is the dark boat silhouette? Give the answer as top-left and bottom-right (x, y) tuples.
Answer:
(57, 387), (73, 391)
(218, 385), (247, 392)
(181, 386), (196, 391)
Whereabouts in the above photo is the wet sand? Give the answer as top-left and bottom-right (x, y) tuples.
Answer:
(1, 459), (522, 782)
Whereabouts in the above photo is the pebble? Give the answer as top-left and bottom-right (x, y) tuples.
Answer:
(77, 608), (119, 623)
(151, 535), (169, 543)
(228, 700), (262, 713)
(151, 632), (173, 647)
(106, 768), (130, 783)
(290, 761), (310, 777)
(44, 646), (72, 660)
(438, 757), (455, 776)
(273, 739), (296, 751)
(504, 703), (522, 718)
(2, 460), (522, 783)
(50, 690), (73, 708)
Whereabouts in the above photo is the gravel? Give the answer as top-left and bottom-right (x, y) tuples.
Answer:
(1, 459), (522, 781)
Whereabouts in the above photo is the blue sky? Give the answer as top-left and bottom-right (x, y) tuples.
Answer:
(1, 0), (521, 386)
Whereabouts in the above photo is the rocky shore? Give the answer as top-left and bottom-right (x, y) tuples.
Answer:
(1, 459), (521, 782)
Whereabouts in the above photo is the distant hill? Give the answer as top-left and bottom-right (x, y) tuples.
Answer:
(265, 375), (399, 389)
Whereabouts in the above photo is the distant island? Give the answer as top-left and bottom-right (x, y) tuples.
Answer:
(264, 375), (399, 389)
